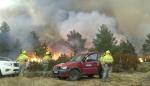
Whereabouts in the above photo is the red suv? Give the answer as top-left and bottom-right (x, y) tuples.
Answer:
(52, 52), (102, 80)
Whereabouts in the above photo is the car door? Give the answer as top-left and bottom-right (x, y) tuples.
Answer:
(81, 53), (99, 74)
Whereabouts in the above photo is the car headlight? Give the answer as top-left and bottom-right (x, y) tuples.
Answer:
(60, 66), (68, 70)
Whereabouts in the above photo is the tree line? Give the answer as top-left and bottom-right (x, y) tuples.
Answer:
(0, 21), (150, 57)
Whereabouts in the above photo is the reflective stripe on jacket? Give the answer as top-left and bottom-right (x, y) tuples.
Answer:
(102, 54), (114, 63)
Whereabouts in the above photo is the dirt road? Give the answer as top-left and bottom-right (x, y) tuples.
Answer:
(0, 72), (149, 86)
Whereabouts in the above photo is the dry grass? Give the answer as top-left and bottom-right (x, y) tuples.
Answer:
(137, 62), (150, 72)
(1, 62), (150, 86)
(0, 72), (150, 86)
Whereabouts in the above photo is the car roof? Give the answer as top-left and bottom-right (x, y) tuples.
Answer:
(76, 52), (100, 56)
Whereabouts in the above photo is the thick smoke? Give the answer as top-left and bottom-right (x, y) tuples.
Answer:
(0, 0), (150, 54)
(59, 11), (125, 47)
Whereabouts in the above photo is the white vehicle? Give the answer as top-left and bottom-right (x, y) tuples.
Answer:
(0, 57), (20, 76)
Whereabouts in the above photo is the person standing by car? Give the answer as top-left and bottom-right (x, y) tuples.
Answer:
(42, 51), (52, 76)
(100, 50), (114, 82)
(17, 50), (29, 76)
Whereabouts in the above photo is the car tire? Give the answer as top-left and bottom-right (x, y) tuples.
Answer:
(0, 70), (2, 77)
(99, 70), (103, 79)
(58, 77), (66, 80)
(87, 74), (94, 78)
(68, 69), (80, 81)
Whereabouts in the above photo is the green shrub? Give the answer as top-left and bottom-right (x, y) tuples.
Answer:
(27, 55), (70, 72)
(27, 62), (43, 71)
(48, 60), (57, 70)
(145, 72), (150, 81)
(55, 55), (70, 64)
(113, 64), (124, 72)
(137, 62), (150, 72)
(113, 54), (139, 72)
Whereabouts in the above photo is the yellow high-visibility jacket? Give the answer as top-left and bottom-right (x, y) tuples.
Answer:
(101, 53), (114, 63)
(99, 55), (105, 62)
(17, 54), (29, 63)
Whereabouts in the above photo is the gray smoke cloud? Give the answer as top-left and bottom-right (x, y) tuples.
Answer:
(0, 0), (150, 53)
(58, 11), (124, 48)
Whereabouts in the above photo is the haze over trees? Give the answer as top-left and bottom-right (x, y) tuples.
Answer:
(142, 33), (150, 55)
(0, 21), (138, 57)
(93, 24), (138, 71)
(66, 30), (86, 55)
(0, 21), (21, 57)
(93, 24), (136, 55)
(29, 31), (48, 57)
(119, 40), (137, 55)
(93, 24), (117, 54)
(0, 21), (10, 33)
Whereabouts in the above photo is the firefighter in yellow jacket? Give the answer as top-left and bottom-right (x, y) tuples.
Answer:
(42, 51), (52, 76)
(17, 50), (29, 76)
(100, 50), (114, 82)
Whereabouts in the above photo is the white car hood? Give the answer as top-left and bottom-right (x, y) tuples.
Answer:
(0, 60), (18, 65)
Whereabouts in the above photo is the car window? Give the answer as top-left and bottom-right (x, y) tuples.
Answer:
(85, 54), (97, 61)
(70, 55), (84, 62)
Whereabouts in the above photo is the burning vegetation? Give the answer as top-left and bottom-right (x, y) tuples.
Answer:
(27, 48), (72, 63)
(138, 55), (150, 63)
(139, 58), (144, 63)
(28, 53), (42, 62)
(23, 30), (75, 63)
(0, 20), (150, 73)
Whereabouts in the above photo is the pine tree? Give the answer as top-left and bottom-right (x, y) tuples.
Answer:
(0, 21), (10, 33)
(67, 30), (86, 55)
(119, 40), (137, 55)
(0, 21), (11, 55)
(29, 31), (48, 57)
(142, 33), (150, 55)
(0, 21), (21, 57)
(93, 24), (116, 53)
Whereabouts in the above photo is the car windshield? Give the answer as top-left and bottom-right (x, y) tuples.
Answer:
(0, 57), (12, 61)
(70, 55), (85, 62)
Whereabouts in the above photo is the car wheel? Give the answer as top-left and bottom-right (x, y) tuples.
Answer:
(0, 70), (2, 77)
(99, 70), (103, 79)
(68, 69), (80, 81)
(12, 74), (19, 77)
(58, 77), (66, 80)
(87, 74), (94, 78)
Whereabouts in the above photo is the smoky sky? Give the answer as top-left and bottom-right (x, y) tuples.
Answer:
(0, 0), (150, 53)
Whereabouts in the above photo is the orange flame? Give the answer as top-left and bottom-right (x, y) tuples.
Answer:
(26, 46), (73, 62)
(139, 58), (143, 63)
(46, 47), (62, 60)
(28, 53), (42, 63)
(53, 52), (61, 60)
